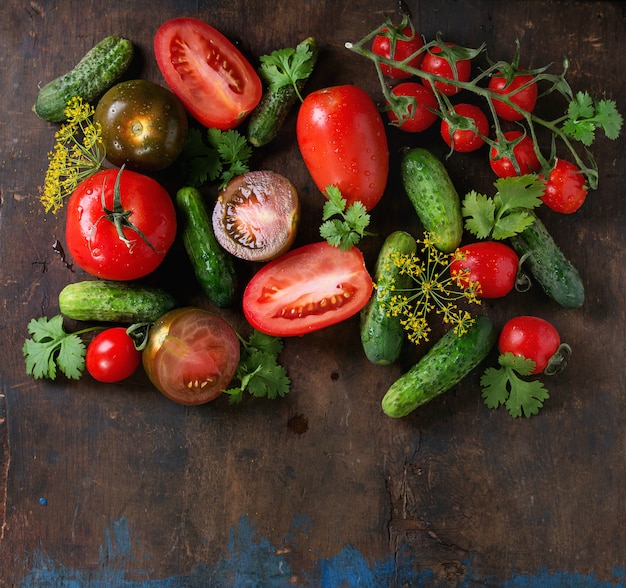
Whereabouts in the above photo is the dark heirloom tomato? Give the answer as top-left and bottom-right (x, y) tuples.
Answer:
(488, 72), (538, 122)
(142, 307), (240, 405)
(154, 17), (262, 130)
(94, 80), (188, 172)
(371, 23), (425, 80)
(86, 327), (141, 383)
(542, 158), (588, 214)
(296, 84), (389, 211)
(65, 168), (176, 281)
(212, 170), (299, 262)
(243, 241), (374, 337)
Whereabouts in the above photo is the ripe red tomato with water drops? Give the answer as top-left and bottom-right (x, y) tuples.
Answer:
(86, 327), (142, 383)
(65, 168), (177, 281)
(440, 103), (489, 152)
(296, 84), (389, 211)
(154, 17), (262, 130)
(420, 43), (471, 96)
(498, 316), (562, 375)
(142, 307), (240, 405)
(541, 159), (588, 213)
(450, 241), (519, 298)
(387, 82), (439, 133)
(488, 72), (538, 122)
(243, 241), (373, 337)
(372, 23), (424, 79)
(489, 130), (542, 178)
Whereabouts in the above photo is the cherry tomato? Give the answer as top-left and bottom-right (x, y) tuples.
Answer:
(541, 159), (588, 214)
(65, 168), (177, 281)
(94, 80), (188, 173)
(488, 72), (538, 122)
(212, 170), (300, 262)
(450, 241), (519, 298)
(498, 316), (561, 374)
(489, 130), (542, 178)
(86, 327), (142, 383)
(242, 241), (373, 337)
(296, 85), (389, 211)
(420, 43), (471, 96)
(387, 82), (439, 133)
(154, 17), (262, 130)
(372, 23), (424, 79)
(142, 307), (240, 405)
(440, 103), (489, 152)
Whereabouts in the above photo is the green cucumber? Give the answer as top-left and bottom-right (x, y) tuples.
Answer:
(34, 36), (134, 123)
(176, 187), (237, 308)
(247, 37), (319, 147)
(59, 280), (177, 323)
(360, 231), (417, 365)
(382, 315), (496, 418)
(509, 210), (585, 308)
(401, 147), (463, 253)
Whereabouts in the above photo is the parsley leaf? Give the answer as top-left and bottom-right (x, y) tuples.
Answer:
(480, 352), (550, 418)
(562, 91), (624, 145)
(319, 185), (372, 250)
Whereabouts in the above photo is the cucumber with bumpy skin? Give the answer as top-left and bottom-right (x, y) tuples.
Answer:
(59, 280), (177, 323)
(509, 210), (585, 308)
(382, 315), (496, 418)
(34, 36), (134, 123)
(401, 147), (463, 253)
(360, 231), (417, 365)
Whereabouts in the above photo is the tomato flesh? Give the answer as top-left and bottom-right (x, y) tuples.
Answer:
(86, 327), (142, 383)
(243, 242), (373, 337)
(142, 307), (240, 405)
(154, 17), (262, 130)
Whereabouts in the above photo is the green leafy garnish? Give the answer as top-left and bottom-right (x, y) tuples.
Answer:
(225, 330), (291, 404)
(462, 174), (545, 240)
(562, 91), (624, 146)
(481, 352), (550, 418)
(319, 185), (372, 250)
(23, 315), (96, 380)
(259, 39), (316, 102)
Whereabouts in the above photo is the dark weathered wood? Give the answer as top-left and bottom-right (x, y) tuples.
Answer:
(0, 1), (624, 585)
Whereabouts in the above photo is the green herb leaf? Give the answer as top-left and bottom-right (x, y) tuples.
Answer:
(461, 190), (496, 239)
(562, 91), (624, 145)
(260, 43), (315, 96)
(319, 185), (372, 250)
(207, 128), (253, 188)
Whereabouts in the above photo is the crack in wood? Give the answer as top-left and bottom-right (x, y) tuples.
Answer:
(0, 390), (8, 542)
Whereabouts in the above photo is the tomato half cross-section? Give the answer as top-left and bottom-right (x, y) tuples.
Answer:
(242, 241), (374, 337)
(154, 17), (262, 130)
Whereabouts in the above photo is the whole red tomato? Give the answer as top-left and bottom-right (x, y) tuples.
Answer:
(372, 23), (424, 79)
(387, 82), (439, 133)
(296, 85), (389, 211)
(420, 43), (471, 96)
(542, 159), (588, 214)
(489, 130), (542, 178)
(440, 103), (489, 152)
(65, 168), (177, 281)
(488, 72), (538, 122)
(86, 327), (142, 383)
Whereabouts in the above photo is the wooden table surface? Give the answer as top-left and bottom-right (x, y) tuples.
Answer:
(1, 1), (624, 586)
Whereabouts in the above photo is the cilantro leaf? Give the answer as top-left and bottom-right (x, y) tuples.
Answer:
(207, 128), (253, 188)
(319, 185), (372, 250)
(562, 91), (624, 146)
(461, 190), (495, 239)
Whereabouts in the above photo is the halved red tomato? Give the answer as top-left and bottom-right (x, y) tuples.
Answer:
(242, 242), (374, 337)
(154, 17), (262, 130)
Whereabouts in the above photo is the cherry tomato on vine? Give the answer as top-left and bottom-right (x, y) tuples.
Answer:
(450, 241), (519, 298)
(86, 327), (142, 383)
(242, 241), (373, 337)
(142, 307), (240, 405)
(440, 103), (489, 152)
(420, 43), (471, 96)
(489, 130), (542, 178)
(488, 72), (538, 122)
(386, 82), (439, 133)
(541, 159), (588, 214)
(154, 17), (262, 130)
(296, 84), (389, 211)
(65, 168), (177, 281)
(498, 316), (562, 374)
(372, 23), (424, 79)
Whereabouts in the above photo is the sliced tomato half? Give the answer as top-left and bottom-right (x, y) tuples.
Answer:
(242, 242), (374, 337)
(154, 17), (262, 130)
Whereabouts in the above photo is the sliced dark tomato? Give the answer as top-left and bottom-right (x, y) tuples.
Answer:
(212, 171), (300, 262)
(242, 242), (374, 337)
(154, 17), (262, 130)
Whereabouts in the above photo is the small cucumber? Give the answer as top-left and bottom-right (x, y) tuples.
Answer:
(176, 187), (237, 308)
(382, 315), (496, 418)
(247, 37), (319, 147)
(59, 280), (177, 323)
(401, 147), (463, 253)
(360, 231), (417, 365)
(34, 36), (134, 123)
(509, 210), (585, 308)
